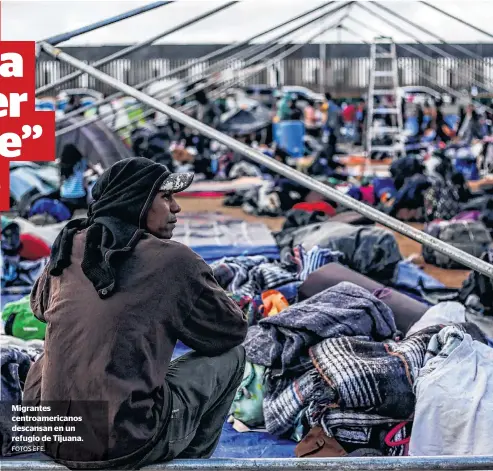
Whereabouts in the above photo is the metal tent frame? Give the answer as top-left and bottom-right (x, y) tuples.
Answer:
(55, 1), (352, 136)
(99, 13), (344, 140)
(36, 1), (239, 96)
(6, 4), (493, 470)
(341, 16), (493, 114)
(55, 0), (339, 123)
(90, 4), (351, 138)
(41, 2), (174, 46)
(359, 3), (493, 97)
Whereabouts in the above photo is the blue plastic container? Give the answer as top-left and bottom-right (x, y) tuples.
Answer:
(455, 156), (479, 181)
(405, 116), (419, 136)
(444, 114), (459, 130)
(273, 121), (305, 157)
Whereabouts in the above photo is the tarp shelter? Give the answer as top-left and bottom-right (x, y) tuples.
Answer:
(56, 117), (133, 168)
(218, 103), (272, 136)
(9, 163), (59, 207)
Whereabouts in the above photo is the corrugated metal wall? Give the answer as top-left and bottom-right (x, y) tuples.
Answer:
(36, 53), (493, 97)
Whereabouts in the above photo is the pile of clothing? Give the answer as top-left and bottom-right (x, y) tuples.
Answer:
(210, 245), (343, 325)
(238, 281), (493, 457)
(208, 217), (493, 458)
(0, 336), (44, 456)
(1, 216), (50, 300)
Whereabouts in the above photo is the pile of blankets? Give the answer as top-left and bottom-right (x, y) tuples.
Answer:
(242, 281), (488, 456)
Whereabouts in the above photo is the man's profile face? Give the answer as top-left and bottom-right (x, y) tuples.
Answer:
(146, 191), (181, 239)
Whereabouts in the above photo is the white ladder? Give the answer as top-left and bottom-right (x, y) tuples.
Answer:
(366, 37), (404, 163)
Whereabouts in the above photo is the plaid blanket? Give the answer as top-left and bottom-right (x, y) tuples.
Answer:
(309, 326), (443, 419)
(244, 282), (398, 378)
(262, 368), (337, 437)
(211, 256), (298, 299)
(263, 324), (483, 444)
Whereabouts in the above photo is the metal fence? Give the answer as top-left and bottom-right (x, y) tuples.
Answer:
(36, 44), (493, 97)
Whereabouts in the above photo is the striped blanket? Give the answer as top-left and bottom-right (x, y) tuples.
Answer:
(263, 323), (485, 453)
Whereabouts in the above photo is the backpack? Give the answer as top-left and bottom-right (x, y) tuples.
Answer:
(423, 221), (492, 269)
(423, 179), (461, 222)
(1, 295), (47, 341)
(458, 249), (493, 317)
(1, 217), (21, 255)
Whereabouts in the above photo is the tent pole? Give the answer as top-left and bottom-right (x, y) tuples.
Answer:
(57, 12), (344, 138)
(56, 0), (339, 123)
(420, 2), (493, 41)
(36, 1), (238, 96)
(41, 41), (493, 278)
(41, 2), (173, 46)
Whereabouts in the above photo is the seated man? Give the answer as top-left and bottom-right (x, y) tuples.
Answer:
(23, 157), (248, 469)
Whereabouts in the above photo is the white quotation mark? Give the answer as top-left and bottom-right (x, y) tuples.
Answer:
(21, 125), (43, 139)
(0, 125), (44, 158)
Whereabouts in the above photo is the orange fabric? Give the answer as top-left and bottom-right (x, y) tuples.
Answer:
(259, 290), (289, 317)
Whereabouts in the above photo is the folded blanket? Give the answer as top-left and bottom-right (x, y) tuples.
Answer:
(244, 282), (398, 378)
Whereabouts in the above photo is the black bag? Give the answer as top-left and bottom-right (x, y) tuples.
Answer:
(1, 220), (21, 256)
(423, 221), (492, 268)
(458, 249), (493, 316)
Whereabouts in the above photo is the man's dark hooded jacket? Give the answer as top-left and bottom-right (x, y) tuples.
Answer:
(23, 158), (248, 468)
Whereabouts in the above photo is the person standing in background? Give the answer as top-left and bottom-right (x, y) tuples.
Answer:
(58, 144), (89, 214)
(304, 98), (319, 136)
(355, 98), (366, 146)
(324, 93), (342, 158)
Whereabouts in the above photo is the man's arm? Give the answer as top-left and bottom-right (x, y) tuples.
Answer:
(170, 249), (248, 356)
